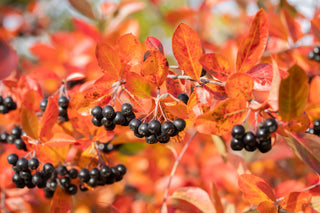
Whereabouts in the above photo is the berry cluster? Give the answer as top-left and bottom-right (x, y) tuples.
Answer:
(306, 119), (320, 136)
(308, 46), (320, 62)
(0, 96), (17, 114)
(0, 127), (26, 150)
(230, 118), (278, 153)
(98, 142), (121, 153)
(8, 153), (127, 198)
(128, 118), (186, 144)
(40, 96), (69, 121)
(91, 103), (135, 130)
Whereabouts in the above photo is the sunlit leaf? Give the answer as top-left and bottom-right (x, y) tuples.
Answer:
(236, 9), (269, 73)
(172, 23), (203, 80)
(282, 9), (303, 42)
(199, 53), (231, 82)
(225, 73), (254, 100)
(21, 107), (39, 140)
(279, 65), (309, 121)
(116, 33), (143, 66)
(257, 201), (277, 213)
(39, 97), (59, 140)
(145, 36), (164, 54)
(309, 76), (320, 104)
(311, 17), (320, 41)
(126, 72), (151, 98)
(280, 191), (311, 212)
(50, 186), (72, 213)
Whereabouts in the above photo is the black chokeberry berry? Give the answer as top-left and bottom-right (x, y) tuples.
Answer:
(138, 123), (150, 136)
(31, 172), (43, 186)
(314, 119), (320, 134)
(67, 184), (78, 195)
(40, 99), (48, 112)
(6, 135), (14, 144)
(100, 165), (112, 178)
(173, 118), (186, 132)
(101, 117), (112, 126)
(58, 96), (69, 108)
(258, 138), (272, 153)
(125, 112), (136, 123)
(113, 111), (126, 125)
(102, 105), (115, 120)
(0, 105), (9, 114)
(244, 144), (257, 152)
(7, 153), (18, 165)
(314, 46), (320, 54)
(46, 180), (57, 191)
(243, 131), (257, 147)
(3, 97), (14, 109)
(92, 117), (102, 127)
(121, 103), (133, 116)
(14, 138), (26, 150)
(177, 93), (189, 105)
(110, 167), (121, 179)
(91, 106), (103, 119)
(145, 134), (157, 144)
(90, 168), (100, 178)
(60, 176), (71, 188)
(16, 158), (29, 171)
(104, 122), (116, 131)
(58, 106), (67, 117)
(265, 118), (278, 133)
(201, 68), (206, 77)
(256, 128), (270, 141)
(78, 168), (90, 182)
(231, 125), (245, 139)
(43, 163), (55, 175)
(129, 119), (141, 132)
(306, 127), (315, 134)
(116, 164), (127, 176)
(57, 165), (68, 176)
(45, 189), (55, 198)
(157, 133), (170, 143)
(0, 132), (8, 142)
(12, 173), (23, 184)
(161, 121), (176, 136)
(230, 138), (244, 151)
(148, 120), (161, 135)
(88, 177), (98, 187)
(11, 127), (22, 138)
(28, 158), (39, 170)
(68, 168), (78, 179)
(19, 170), (31, 180)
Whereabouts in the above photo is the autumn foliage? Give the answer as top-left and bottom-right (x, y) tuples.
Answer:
(2, 0), (320, 212)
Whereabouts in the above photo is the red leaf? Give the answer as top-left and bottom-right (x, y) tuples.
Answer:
(95, 42), (122, 79)
(280, 191), (311, 212)
(141, 50), (169, 87)
(21, 107), (39, 140)
(0, 39), (18, 79)
(68, 0), (95, 19)
(311, 17), (320, 41)
(72, 18), (101, 41)
(225, 73), (254, 100)
(239, 174), (276, 205)
(50, 186), (72, 213)
(236, 9), (269, 73)
(268, 12), (288, 41)
(172, 23), (203, 80)
(199, 53), (231, 82)
(30, 43), (57, 61)
(247, 63), (273, 91)
(39, 97), (59, 140)
(283, 9), (304, 43)
(28, 67), (60, 81)
(145, 36), (164, 54)
(275, 180), (305, 199)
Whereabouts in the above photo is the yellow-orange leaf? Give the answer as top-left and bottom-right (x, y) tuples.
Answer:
(309, 76), (320, 104)
(236, 9), (269, 73)
(126, 72), (151, 98)
(172, 23), (203, 80)
(279, 65), (309, 122)
(280, 191), (311, 212)
(199, 53), (231, 82)
(225, 73), (254, 100)
(195, 98), (247, 136)
(39, 97), (59, 140)
(21, 107), (39, 140)
(116, 33), (143, 65)
(96, 42), (121, 79)
(239, 174), (275, 206)
(257, 201), (277, 213)
(50, 187), (72, 213)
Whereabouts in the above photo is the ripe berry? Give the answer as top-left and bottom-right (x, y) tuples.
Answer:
(90, 168), (100, 178)
(177, 93), (189, 105)
(0, 105), (9, 114)
(12, 173), (23, 184)
(157, 133), (170, 143)
(19, 170), (32, 180)
(68, 168), (78, 179)
(244, 144), (257, 152)
(148, 120), (161, 135)
(104, 122), (116, 131)
(125, 112), (136, 123)
(0, 132), (8, 142)
(88, 177), (98, 187)
(113, 111), (126, 125)
(101, 117), (112, 126)
(256, 128), (270, 141)
(314, 119), (320, 134)
(129, 119), (141, 132)
(102, 105), (115, 120)
(314, 46), (320, 54)
(230, 138), (244, 151)
(121, 103), (133, 116)
(58, 106), (67, 117)
(11, 127), (22, 137)
(7, 153), (18, 165)
(91, 106), (103, 119)
(306, 128), (315, 134)
(67, 184), (78, 195)
(243, 131), (257, 147)
(173, 118), (186, 132)
(43, 163), (55, 175)
(110, 167), (121, 179)
(16, 158), (29, 171)
(3, 96), (14, 109)
(134, 131), (144, 138)
(14, 138), (26, 150)
(28, 158), (39, 170)
(92, 117), (102, 127)
(0, 96), (3, 105)
(231, 125), (245, 139)
(46, 180), (57, 191)
(60, 176), (71, 188)
(145, 134), (157, 144)
(78, 168), (90, 182)
(265, 118), (278, 133)
(100, 165), (112, 178)
(116, 164), (127, 176)
(31, 172), (43, 186)
(258, 139), (272, 153)
(58, 96), (69, 108)
(161, 121), (176, 136)
(40, 99), (48, 112)
(44, 189), (55, 198)
(138, 123), (150, 136)
(7, 135), (14, 144)
(57, 165), (68, 176)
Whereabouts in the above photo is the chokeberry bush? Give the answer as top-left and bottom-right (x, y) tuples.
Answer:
(1, 0), (320, 212)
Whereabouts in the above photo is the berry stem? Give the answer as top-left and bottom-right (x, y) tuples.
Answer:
(167, 74), (225, 87)
(160, 131), (197, 211)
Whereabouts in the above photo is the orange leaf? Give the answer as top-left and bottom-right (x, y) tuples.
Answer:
(195, 98), (247, 136)
(239, 174), (276, 205)
(199, 53), (231, 82)
(125, 72), (151, 98)
(50, 186), (72, 213)
(45, 133), (77, 147)
(72, 18), (101, 41)
(268, 12), (288, 41)
(21, 107), (39, 140)
(280, 191), (311, 212)
(283, 9), (304, 43)
(141, 50), (169, 87)
(96, 42), (121, 79)
(257, 201), (277, 213)
(0, 39), (17, 80)
(145, 36), (164, 54)
(309, 76), (320, 104)
(225, 73), (254, 100)
(311, 17), (320, 41)
(116, 33), (143, 66)
(68, 0), (95, 19)
(172, 23), (203, 80)
(39, 97), (59, 140)
(236, 9), (269, 73)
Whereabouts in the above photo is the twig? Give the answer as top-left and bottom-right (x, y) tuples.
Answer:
(167, 75), (225, 87)
(160, 131), (198, 211)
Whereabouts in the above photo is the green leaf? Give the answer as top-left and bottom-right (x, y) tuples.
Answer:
(119, 143), (145, 155)
(279, 65), (309, 121)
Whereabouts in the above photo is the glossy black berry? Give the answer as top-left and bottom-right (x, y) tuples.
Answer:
(148, 120), (161, 135)
(58, 106), (67, 117)
(306, 127), (315, 134)
(0, 105), (9, 114)
(88, 177), (98, 187)
(125, 112), (136, 123)
(14, 138), (26, 150)
(92, 117), (102, 127)
(0, 132), (8, 142)
(308, 51), (315, 59)
(16, 158), (29, 171)
(91, 106), (103, 119)
(100, 165), (111, 178)
(3, 97), (14, 109)
(6, 135), (14, 144)
(145, 134), (157, 144)
(116, 164), (127, 176)
(258, 138), (272, 153)
(46, 180), (57, 191)
(102, 105), (115, 120)
(78, 168), (90, 182)
(177, 93), (189, 105)
(31, 172), (43, 186)
(58, 96), (69, 108)
(111, 167), (121, 179)
(256, 128), (270, 141)
(68, 168), (78, 179)
(315, 55), (320, 62)
(7, 153), (18, 165)
(90, 168), (100, 178)
(134, 130), (144, 138)
(44, 189), (55, 198)
(0, 96), (3, 105)
(19, 170), (31, 180)
(101, 117), (112, 126)
(57, 165), (68, 176)
(129, 119), (141, 132)
(40, 99), (48, 112)
(314, 120), (320, 134)
(104, 122), (116, 131)
(43, 163), (55, 175)
(67, 184), (78, 195)
(9, 102), (17, 110)
(121, 103), (133, 116)
(314, 46), (320, 54)
(244, 144), (257, 152)
(28, 158), (39, 170)
(265, 118), (278, 133)
(161, 121), (176, 136)
(231, 125), (245, 139)
(138, 123), (150, 136)
(157, 133), (170, 143)
(60, 176), (71, 188)
(230, 138), (244, 151)
(243, 131), (257, 147)
(173, 118), (186, 132)
(113, 111), (126, 125)
(11, 127), (22, 137)
(12, 173), (23, 184)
